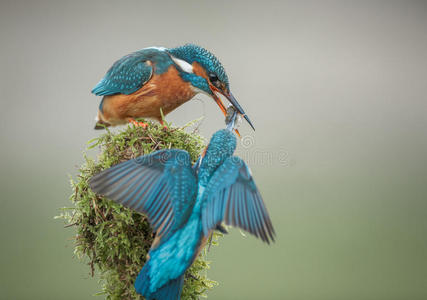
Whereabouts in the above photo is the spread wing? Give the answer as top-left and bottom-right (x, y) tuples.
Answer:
(92, 51), (153, 96)
(201, 157), (275, 243)
(89, 149), (197, 238)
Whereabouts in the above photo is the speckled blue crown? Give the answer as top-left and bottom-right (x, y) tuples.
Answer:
(168, 44), (229, 90)
(198, 129), (237, 186)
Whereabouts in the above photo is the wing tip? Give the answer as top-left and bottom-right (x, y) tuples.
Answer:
(263, 227), (276, 245)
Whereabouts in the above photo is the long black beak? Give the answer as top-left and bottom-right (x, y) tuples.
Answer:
(225, 92), (255, 130)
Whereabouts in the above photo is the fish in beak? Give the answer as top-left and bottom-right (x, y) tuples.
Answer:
(209, 84), (255, 131)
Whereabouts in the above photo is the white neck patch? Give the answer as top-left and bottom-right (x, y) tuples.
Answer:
(144, 46), (166, 51)
(170, 55), (194, 73)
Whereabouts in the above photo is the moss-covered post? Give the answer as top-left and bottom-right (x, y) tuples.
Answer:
(58, 121), (219, 299)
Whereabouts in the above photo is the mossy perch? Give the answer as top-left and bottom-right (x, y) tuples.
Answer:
(58, 120), (219, 299)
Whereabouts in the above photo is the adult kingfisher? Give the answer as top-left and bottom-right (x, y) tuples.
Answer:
(92, 44), (254, 130)
(89, 109), (274, 300)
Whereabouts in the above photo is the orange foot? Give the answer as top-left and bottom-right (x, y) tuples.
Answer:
(129, 118), (148, 129)
(159, 119), (168, 130)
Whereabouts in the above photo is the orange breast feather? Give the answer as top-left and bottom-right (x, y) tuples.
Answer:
(99, 66), (196, 125)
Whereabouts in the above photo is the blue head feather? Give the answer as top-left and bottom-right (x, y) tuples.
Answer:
(198, 129), (237, 187)
(179, 72), (210, 95)
(168, 44), (229, 90)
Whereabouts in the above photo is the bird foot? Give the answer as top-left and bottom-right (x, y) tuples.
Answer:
(129, 119), (148, 129)
(159, 119), (168, 131)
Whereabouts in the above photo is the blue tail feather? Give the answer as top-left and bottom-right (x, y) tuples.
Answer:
(134, 264), (150, 297)
(134, 261), (184, 300)
(151, 275), (184, 300)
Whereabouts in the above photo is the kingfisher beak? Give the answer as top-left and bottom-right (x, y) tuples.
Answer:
(209, 84), (255, 131)
(225, 92), (255, 130)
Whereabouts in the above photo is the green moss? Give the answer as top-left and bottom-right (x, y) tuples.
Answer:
(58, 120), (219, 299)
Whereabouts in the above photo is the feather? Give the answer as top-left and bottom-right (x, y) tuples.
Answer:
(92, 48), (174, 96)
(201, 157), (275, 244)
(89, 149), (197, 239)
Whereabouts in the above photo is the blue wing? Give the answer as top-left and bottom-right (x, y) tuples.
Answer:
(89, 149), (197, 238)
(201, 157), (275, 243)
(92, 51), (153, 96)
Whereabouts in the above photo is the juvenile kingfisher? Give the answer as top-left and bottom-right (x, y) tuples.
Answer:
(92, 44), (254, 130)
(89, 110), (274, 300)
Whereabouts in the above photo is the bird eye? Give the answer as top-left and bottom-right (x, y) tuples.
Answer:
(209, 73), (220, 87)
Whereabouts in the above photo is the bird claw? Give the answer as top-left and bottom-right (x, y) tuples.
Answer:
(129, 119), (148, 129)
(159, 119), (168, 131)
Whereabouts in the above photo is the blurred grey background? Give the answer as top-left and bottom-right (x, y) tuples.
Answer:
(1, 0), (426, 299)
